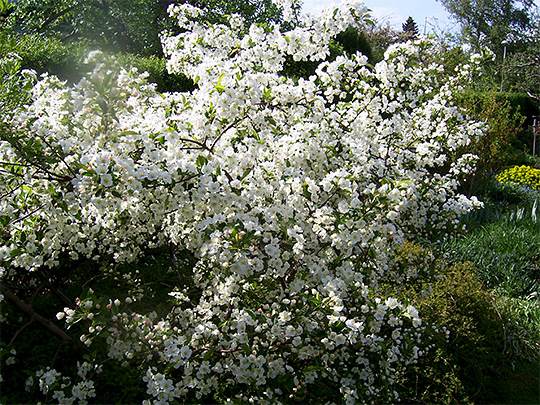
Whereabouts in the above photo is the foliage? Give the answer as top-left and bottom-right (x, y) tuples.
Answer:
(502, 38), (540, 101)
(0, 33), (195, 94)
(0, 31), (84, 80)
(401, 262), (531, 404)
(437, 0), (539, 97)
(361, 22), (400, 63)
(499, 92), (540, 124)
(0, 247), (183, 404)
(382, 241), (539, 403)
(0, 0), (489, 402)
(433, 185), (540, 403)
(187, 0), (284, 26)
(453, 91), (526, 196)
(113, 53), (196, 93)
(0, 0), (14, 29)
(0, 53), (36, 115)
(6, 0), (166, 56)
(497, 295), (540, 363)
(335, 26), (374, 62)
(497, 165), (540, 190)
(5, 0), (283, 57)
(484, 179), (540, 207)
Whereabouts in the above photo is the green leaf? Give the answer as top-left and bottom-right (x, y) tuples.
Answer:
(214, 73), (226, 93)
(96, 98), (108, 114)
(240, 168), (252, 181)
(241, 344), (250, 354)
(0, 215), (10, 227)
(9, 248), (22, 257)
(265, 116), (277, 126)
(119, 131), (139, 136)
(203, 347), (215, 361)
(302, 183), (311, 200)
(196, 155), (207, 168)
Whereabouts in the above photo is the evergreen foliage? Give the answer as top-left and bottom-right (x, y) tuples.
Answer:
(401, 16), (419, 39)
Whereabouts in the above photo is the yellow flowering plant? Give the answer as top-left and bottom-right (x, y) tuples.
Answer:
(496, 165), (540, 191)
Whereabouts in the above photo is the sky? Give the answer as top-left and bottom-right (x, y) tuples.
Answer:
(297, 1), (457, 34)
(302, 0), (540, 34)
(301, 0), (459, 33)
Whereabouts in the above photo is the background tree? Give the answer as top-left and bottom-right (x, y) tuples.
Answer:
(437, 0), (537, 58)
(8, 0), (169, 55)
(502, 10), (540, 100)
(0, 0), (283, 91)
(438, 0), (539, 126)
(361, 22), (399, 62)
(503, 44), (540, 101)
(6, 0), (283, 56)
(183, 0), (283, 26)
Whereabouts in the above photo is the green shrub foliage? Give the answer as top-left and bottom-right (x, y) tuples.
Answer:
(390, 242), (536, 404)
(454, 91), (526, 196)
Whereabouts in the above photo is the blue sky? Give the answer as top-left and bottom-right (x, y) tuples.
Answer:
(301, 0), (539, 35)
(301, 0), (457, 33)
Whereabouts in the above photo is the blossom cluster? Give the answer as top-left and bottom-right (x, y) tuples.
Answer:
(0, 0), (484, 402)
(25, 362), (100, 405)
(496, 165), (540, 191)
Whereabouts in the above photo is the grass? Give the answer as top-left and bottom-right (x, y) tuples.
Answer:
(434, 185), (540, 403)
(442, 192), (540, 292)
(442, 201), (540, 298)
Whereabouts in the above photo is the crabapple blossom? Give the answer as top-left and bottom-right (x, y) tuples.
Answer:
(0, 0), (486, 402)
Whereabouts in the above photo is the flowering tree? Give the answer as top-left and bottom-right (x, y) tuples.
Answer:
(0, 0), (484, 402)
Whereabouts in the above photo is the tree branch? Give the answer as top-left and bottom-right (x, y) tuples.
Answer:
(0, 282), (73, 342)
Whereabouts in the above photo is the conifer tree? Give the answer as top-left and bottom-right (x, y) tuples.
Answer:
(402, 16), (419, 39)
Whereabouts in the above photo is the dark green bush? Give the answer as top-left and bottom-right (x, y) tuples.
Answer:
(404, 262), (507, 403)
(114, 53), (195, 93)
(335, 26), (374, 62)
(499, 92), (540, 127)
(0, 32), (81, 78)
(0, 32), (194, 93)
(389, 242), (539, 404)
(0, 247), (185, 404)
(485, 180), (540, 206)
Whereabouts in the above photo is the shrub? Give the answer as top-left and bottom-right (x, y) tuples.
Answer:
(453, 91), (526, 197)
(1, 1), (485, 402)
(480, 181), (540, 212)
(390, 242), (539, 404)
(496, 165), (540, 191)
(399, 262), (507, 404)
(114, 53), (195, 93)
(0, 32), (82, 79)
(0, 31), (193, 93)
